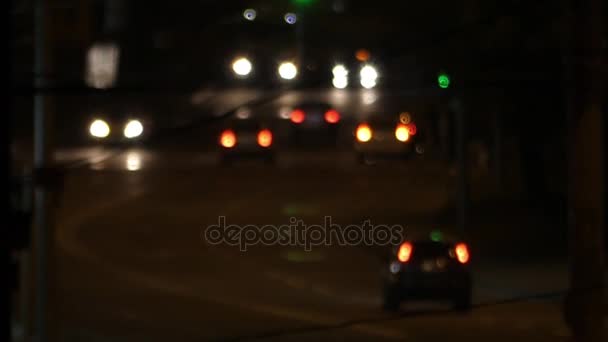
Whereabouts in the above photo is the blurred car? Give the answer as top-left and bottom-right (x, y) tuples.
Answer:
(218, 119), (275, 164)
(87, 115), (151, 144)
(288, 102), (341, 145)
(381, 238), (472, 312)
(354, 114), (419, 163)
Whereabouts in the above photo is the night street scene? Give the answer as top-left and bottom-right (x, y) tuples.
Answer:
(5, 0), (608, 341)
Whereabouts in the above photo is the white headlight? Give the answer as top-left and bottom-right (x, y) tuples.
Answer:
(124, 120), (144, 139)
(89, 119), (110, 138)
(360, 65), (378, 80)
(232, 57), (252, 76)
(332, 77), (348, 89)
(278, 62), (298, 80)
(332, 65), (349, 78)
(361, 78), (377, 89)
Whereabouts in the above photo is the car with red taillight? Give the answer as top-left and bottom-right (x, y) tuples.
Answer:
(354, 114), (421, 163)
(381, 238), (472, 312)
(288, 102), (341, 146)
(218, 120), (275, 165)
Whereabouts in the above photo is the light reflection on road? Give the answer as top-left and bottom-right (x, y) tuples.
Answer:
(126, 151), (142, 171)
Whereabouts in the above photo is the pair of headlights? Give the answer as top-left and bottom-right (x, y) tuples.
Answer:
(89, 119), (144, 139)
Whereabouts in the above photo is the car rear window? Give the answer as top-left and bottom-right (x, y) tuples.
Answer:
(410, 241), (451, 260)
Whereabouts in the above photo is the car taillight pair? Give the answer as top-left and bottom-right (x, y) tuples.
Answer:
(397, 242), (470, 264)
(356, 123), (417, 143)
(219, 129), (273, 148)
(290, 109), (341, 124)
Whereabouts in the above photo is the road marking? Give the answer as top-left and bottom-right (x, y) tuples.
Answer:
(56, 179), (408, 340)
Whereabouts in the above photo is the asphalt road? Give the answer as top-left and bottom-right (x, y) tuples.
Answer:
(49, 147), (571, 342)
(15, 89), (575, 341)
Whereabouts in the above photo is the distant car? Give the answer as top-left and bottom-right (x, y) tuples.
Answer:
(87, 115), (151, 144)
(288, 102), (341, 145)
(218, 119), (275, 164)
(354, 114), (420, 163)
(381, 238), (472, 312)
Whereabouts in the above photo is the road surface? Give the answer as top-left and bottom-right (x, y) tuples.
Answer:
(14, 89), (576, 341)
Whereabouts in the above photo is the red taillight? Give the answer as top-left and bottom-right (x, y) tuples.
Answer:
(290, 109), (305, 124)
(397, 242), (413, 262)
(455, 243), (470, 264)
(324, 109), (340, 124)
(406, 123), (417, 136)
(257, 129), (273, 148)
(220, 130), (236, 148)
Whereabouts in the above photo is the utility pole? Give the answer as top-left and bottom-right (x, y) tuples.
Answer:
(563, 0), (606, 340)
(33, 0), (55, 341)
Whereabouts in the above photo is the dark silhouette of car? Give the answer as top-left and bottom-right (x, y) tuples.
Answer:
(217, 119), (275, 165)
(381, 238), (472, 312)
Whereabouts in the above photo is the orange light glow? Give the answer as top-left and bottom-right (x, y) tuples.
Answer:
(356, 49), (370, 62)
(220, 130), (236, 148)
(290, 109), (305, 124)
(324, 109), (341, 124)
(398, 242), (413, 262)
(356, 123), (372, 142)
(395, 124), (410, 142)
(257, 129), (273, 148)
(455, 243), (470, 264)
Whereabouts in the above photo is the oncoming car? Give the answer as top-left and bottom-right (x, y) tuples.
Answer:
(218, 119), (276, 165)
(381, 237), (472, 312)
(87, 116), (150, 143)
(354, 113), (419, 163)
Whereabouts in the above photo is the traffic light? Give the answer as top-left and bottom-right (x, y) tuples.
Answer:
(438, 73), (450, 89)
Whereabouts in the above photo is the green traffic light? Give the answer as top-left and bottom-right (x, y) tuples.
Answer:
(438, 74), (450, 89)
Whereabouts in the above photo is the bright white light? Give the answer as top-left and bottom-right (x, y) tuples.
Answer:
(232, 57), (252, 76)
(126, 152), (141, 171)
(123, 120), (144, 139)
(362, 91), (378, 105)
(284, 13), (297, 24)
(361, 78), (377, 89)
(85, 43), (120, 89)
(332, 77), (348, 89)
(89, 119), (110, 138)
(278, 62), (298, 80)
(332, 65), (349, 78)
(243, 9), (257, 21)
(360, 65), (378, 80)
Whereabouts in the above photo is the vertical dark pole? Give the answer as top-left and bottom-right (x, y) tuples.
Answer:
(33, 0), (54, 341)
(5, 2), (15, 342)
